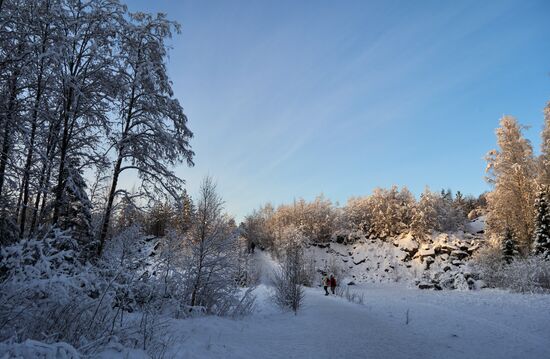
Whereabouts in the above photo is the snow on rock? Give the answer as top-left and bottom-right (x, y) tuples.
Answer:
(304, 230), (484, 291)
(423, 256), (435, 270)
(416, 245), (435, 258)
(417, 282), (435, 290)
(393, 233), (419, 253)
(465, 216), (486, 234)
(450, 250), (469, 259)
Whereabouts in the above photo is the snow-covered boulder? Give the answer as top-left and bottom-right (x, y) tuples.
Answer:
(465, 215), (486, 234)
(424, 256), (435, 270)
(418, 282), (435, 290)
(416, 245), (435, 258)
(393, 233), (419, 253)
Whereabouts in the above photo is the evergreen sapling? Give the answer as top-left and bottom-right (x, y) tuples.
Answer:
(502, 228), (519, 264)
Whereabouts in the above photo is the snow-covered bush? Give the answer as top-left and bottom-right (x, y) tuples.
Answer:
(0, 339), (81, 359)
(272, 229), (306, 314)
(344, 196), (372, 234)
(411, 188), (465, 239)
(235, 238), (261, 287)
(100, 224), (157, 311)
(0, 229), (116, 351)
(472, 243), (507, 287)
(302, 255), (317, 287)
(180, 177), (255, 316)
(503, 256), (550, 293)
(323, 255), (346, 283)
(335, 286), (365, 305)
(473, 243), (550, 293)
(154, 229), (186, 299)
(0, 226), (179, 356)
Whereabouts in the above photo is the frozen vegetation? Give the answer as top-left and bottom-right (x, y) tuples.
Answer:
(1, 0), (550, 358)
(2, 251), (549, 359)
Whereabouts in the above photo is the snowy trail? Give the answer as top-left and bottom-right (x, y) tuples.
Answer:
(168, 253), (550, 359)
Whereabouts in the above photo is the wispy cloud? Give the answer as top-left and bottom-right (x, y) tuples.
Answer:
(127, 0), (550, 219)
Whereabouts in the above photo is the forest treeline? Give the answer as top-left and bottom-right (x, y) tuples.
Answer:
(1, 0), (550, 354)
(0, 2), (254, 354)
(0, 0), (193, 259)
(242, 188), (484, 248)
(241, 107), (550, 260)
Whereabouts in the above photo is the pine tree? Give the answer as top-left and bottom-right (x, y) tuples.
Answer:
(116, 195), (143, 231)
(176, 189), (195, 233)
(539, 102), (550, 186)
(533, 187), (550, 258)
(502, 227), (519, 264)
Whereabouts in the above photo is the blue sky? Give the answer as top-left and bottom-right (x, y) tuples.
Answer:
(127, 0), (550, 220)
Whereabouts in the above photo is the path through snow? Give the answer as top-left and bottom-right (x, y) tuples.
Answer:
(167, 252), (550, 359)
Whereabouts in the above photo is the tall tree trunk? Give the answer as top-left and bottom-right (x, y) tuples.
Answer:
(15, 175), (23, 220)
(19, 64), (44, 236)
(98, 154), (122, 256)
(97, 85), (136, 256)
(51, 87), (73, 225)
(20, 23), (49, 237)
(0, 74), (18, 200)
(29, 113), (61, 234)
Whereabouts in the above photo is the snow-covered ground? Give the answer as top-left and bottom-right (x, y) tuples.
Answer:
(165, 283), (549, 359)
(162, 251), (550, 359)
(2, 250), (548, 359)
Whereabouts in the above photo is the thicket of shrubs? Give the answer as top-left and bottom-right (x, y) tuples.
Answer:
(0, 179), (256, 356)
(473, 244), (550, 293)
(242, 187), (485, 249)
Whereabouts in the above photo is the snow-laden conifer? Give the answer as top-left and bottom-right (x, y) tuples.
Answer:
(533, 186), (550, 258)
(502, 227), (519, 264)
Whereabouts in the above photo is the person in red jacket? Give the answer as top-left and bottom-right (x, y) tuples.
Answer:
(330, 274), (337, 294)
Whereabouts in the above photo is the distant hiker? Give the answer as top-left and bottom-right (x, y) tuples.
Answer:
(322, 274), (330, 296)
(330, 274), (337, 294)
(250, 241), (256, 254)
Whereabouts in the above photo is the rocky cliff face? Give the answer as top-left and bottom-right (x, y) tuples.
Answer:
(305, 220), (486, 290)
